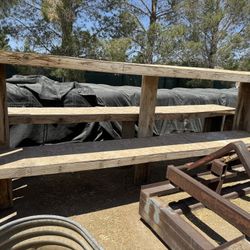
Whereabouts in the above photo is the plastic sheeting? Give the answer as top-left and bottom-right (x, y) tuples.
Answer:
(7, 75), (238, 147)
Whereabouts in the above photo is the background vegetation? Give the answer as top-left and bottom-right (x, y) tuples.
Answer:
(0, 0), (249, 86)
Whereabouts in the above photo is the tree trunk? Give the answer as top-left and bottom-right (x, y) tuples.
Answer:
(145, 0), (158, 64)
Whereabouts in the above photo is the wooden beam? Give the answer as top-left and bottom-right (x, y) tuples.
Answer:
(0, 51), (250, 82)
(8, 105), (235, 125)
(234, 82), (250, 132)
(0, 64), (12, 209)
(134, 76), (159, 184)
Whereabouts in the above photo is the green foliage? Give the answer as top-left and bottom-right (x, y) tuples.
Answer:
(101, 38), (132, 61)
(0, 29), (10, 50)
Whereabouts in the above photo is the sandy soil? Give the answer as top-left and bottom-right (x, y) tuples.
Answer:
(0, 165), (167, 250)
(0, 164), (249, 249)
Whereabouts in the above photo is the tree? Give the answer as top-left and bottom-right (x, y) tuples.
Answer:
(41, 0), (84, 56)
(167, 0), (250, 69)
(0, 0), (21, 50)
(96, 0), (179, 63)
(2, 0), (249, 74)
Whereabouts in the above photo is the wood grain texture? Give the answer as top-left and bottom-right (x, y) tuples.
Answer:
(0, 64), (9, 147)
(0, 131), (249, 180)
(1, 51), (250, 82)
(135, 76), (159, 184)
(233, 83), (250, 132)
(0, 64), (12, 209)
(138, 76), (159, 137)
(8, 105), (235, 125)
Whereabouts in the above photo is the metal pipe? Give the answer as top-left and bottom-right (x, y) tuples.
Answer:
(0, 215), (103, 250)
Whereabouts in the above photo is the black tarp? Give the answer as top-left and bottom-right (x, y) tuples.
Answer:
(7, 75), (238, 148)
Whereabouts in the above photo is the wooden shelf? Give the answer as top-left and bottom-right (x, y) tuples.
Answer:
(0, 130), (249, 179)
(8, 104), (235, 125)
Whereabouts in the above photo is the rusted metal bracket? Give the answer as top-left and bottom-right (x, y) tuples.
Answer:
(186, 141), (250, 177)
(139, 141), (250, 249)
(210, 159), (228, 193)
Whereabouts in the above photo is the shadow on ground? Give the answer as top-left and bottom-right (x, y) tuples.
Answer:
(0, 164), (167, 224)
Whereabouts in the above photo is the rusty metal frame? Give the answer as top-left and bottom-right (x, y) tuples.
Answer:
(140, 180), (250, 249)
(139, 142), (250, 249)
(167, 166), (250, 236)
(186, 141), (250, 177)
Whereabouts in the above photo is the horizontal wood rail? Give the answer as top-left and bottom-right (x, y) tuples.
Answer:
(0, 131), (249, 179)
(8, 105), (235, 125)
(1, 51), (250, 82)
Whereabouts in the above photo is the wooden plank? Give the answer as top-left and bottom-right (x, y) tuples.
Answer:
(0, 64), (12, 209)
(8, 105), (235, 125)
(134, 76), (159, 184)
(167, 166), (250, 236)
(0, 51), (250, 82)
(0, 131), (250, 180)
(234, 82), (250, 131)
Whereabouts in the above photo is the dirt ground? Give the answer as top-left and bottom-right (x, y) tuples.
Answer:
(0, 164), (249, 249)
(0, 165), (168, 250)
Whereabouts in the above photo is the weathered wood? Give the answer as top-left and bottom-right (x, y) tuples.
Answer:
(234, 82), (250, 131)
(203, 116), (224, 132)
(0, 64), (12, 209)
(223, 114), (234, 131)
(134, 76), (159, 184)
(1, 51), (250, 82)
(122, 121), (135, 139)
(0, 131), (250, 180)
(8, 105), (235, 125)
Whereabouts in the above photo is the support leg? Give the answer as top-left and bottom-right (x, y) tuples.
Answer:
(0, 64), (12, 209)
(134, 76), (159, 184)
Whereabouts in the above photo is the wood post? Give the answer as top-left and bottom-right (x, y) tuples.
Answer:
(203, 116), (223, 132)
(122, 121), (135, 139)
(134, 76), (159, 184)
(0, 64), (13, 209)
(234, 82), (250, 132)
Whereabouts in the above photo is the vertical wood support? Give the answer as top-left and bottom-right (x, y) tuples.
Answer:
(0, 64), (13, 209)
(203, 116), (223, 132)
(122, 121), (135, 139)
(234, 82), (250, 132)
(134, 76), (159, 184)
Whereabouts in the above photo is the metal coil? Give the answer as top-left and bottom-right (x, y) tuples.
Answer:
(0, 215), (103, 250)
